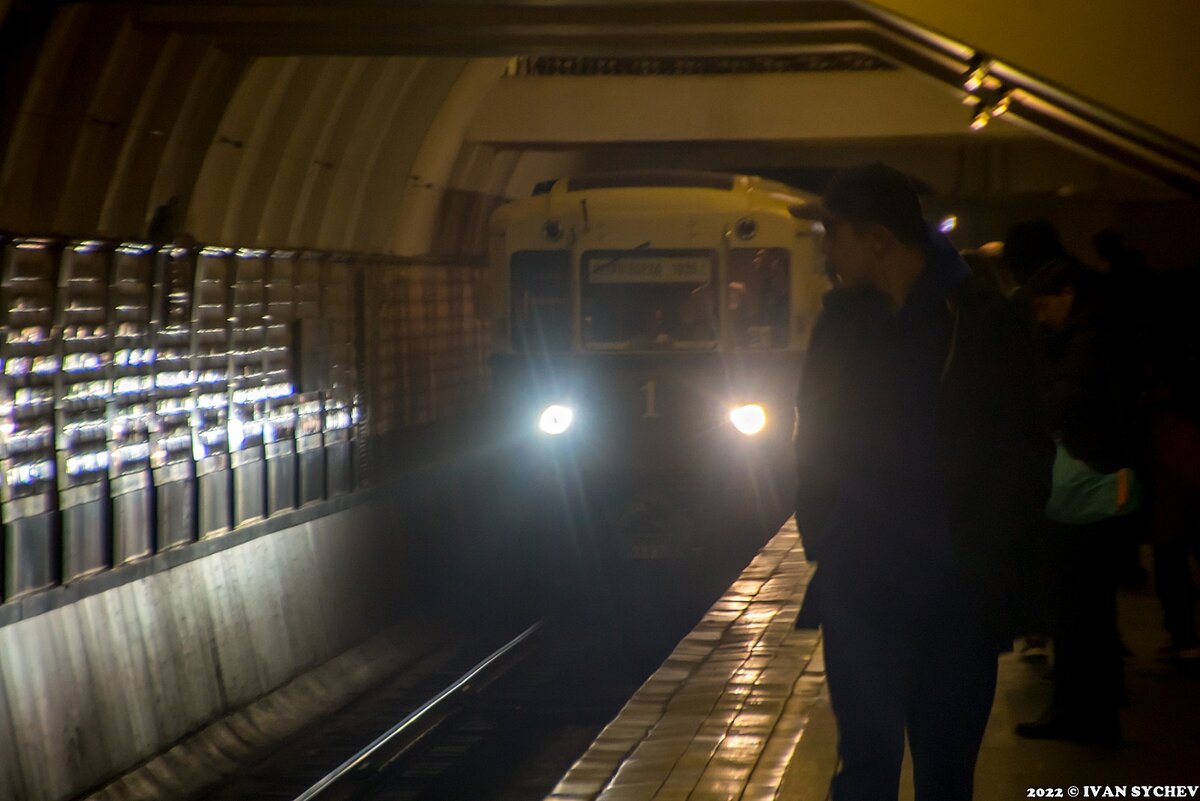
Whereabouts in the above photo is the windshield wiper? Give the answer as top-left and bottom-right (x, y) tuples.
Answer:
(593, 241), (652, 271)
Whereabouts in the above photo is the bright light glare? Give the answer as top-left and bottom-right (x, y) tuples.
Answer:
(228, 415), (246, 451)
(730, 404), (767, 436)
(538, 405), (574, 435)
(963, 65), (987, 93)
(939, 215), (958, 234)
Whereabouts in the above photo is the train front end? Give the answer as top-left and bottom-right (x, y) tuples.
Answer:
(487, 172), (827, 559)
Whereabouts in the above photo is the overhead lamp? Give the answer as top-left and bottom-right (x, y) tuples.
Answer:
(970, 102), (990, 131)
(993, 91), (1013, 117)
(962, 60), (989, 93)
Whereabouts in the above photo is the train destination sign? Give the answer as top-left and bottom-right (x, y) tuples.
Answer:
(587, 255), (710, 284)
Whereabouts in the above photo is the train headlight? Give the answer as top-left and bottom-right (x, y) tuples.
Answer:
(538, 405), (574, 435)
(730, 404), (767, 436)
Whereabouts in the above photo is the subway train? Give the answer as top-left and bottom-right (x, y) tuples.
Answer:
(487, 171), (830, 558)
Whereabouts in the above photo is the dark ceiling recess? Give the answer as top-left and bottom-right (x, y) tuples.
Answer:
(0, 1), (59, 164)
(505, 52), (896, 77)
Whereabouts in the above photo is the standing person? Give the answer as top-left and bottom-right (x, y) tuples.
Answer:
(1139, 267), (1200, 661)
(1092, 228), (1154, 592)
(960, 241), (1014, 297)
(1016, 257), (1140, 743)
(792, 164), (1052, 801)
(1003, 218), (1067, 287)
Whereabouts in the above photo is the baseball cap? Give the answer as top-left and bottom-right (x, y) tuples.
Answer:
(790, 162), (929, 247)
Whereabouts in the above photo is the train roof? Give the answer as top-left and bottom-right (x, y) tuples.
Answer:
(492, 170), (822, 234)
(530, 170), (811, 201)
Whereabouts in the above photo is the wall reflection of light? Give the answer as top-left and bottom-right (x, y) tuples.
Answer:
(228, 415), (246, 451)
(65, 451), (110, 476)
(6, 459), (54, 486)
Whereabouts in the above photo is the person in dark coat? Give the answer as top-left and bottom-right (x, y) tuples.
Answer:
(1003, 218), (1067, 287)
(1015, 258), (1139, 744)
(1141, 268), (1200, 661)
(792, 164), (1053, 801)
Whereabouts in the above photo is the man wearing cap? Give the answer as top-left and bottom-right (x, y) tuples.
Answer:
(793, 163), (1052, 801)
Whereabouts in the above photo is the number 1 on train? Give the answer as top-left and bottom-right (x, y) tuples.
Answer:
(641, 380), (660, 418)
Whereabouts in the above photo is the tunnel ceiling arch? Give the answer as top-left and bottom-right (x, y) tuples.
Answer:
(0, 4), (486, 252)
(0, 0), (1196, 253)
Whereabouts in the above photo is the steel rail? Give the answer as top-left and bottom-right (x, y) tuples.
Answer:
(292, 620), (545, 801)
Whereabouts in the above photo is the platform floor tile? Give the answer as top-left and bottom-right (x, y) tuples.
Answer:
(546, 518), (838, 801)
(546, 515), (1200, 801)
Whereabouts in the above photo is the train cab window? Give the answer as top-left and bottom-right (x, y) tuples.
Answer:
(511, 251), (571, 351)
(729, 248), (790, 349)
(581, 250), (717, 350)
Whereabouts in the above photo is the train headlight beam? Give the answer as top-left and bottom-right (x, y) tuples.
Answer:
(730, 404), (767, 436)
(538, 405), (574, 435)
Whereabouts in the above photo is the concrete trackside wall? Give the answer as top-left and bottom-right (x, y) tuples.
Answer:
(0, 502), (381, 801)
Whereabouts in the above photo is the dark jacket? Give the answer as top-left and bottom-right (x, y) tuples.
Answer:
(795, 234), (1053, 646)
(1038, 292), (1138, 474)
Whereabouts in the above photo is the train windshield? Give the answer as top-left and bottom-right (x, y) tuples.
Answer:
(511, 250), (571, 351)
(729, 248), (791, 349)
(581, 250), (717, 350)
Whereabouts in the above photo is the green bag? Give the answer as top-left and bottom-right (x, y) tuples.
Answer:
(1045, 442), (1142, 525)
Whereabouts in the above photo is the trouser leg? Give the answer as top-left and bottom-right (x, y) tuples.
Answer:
(1051, 523), (1123, 730)
(822, 607), (907, 801)
(907, 640), (998, 801)
(1154, 542), (1199, 646)
(1114, 512), (1148, 588)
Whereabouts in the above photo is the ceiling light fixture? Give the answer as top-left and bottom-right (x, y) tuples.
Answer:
(970, 102), (990, 131)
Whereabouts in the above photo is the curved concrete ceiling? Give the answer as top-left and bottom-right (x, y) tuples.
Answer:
(0, 5), (500, 252)
(0, 1), (1195, 255)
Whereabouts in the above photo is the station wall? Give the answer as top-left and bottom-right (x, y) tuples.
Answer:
(0, 234), (493, 801)
(0, 502), (374, 801)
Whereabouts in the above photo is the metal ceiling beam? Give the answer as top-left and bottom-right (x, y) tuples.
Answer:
(119, 0), (1199, 196)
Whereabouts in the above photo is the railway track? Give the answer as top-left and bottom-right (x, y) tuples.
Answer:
(200, 514), (782, 801)
(200, 617), (644, 801)
(295, 621), (544, 801)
